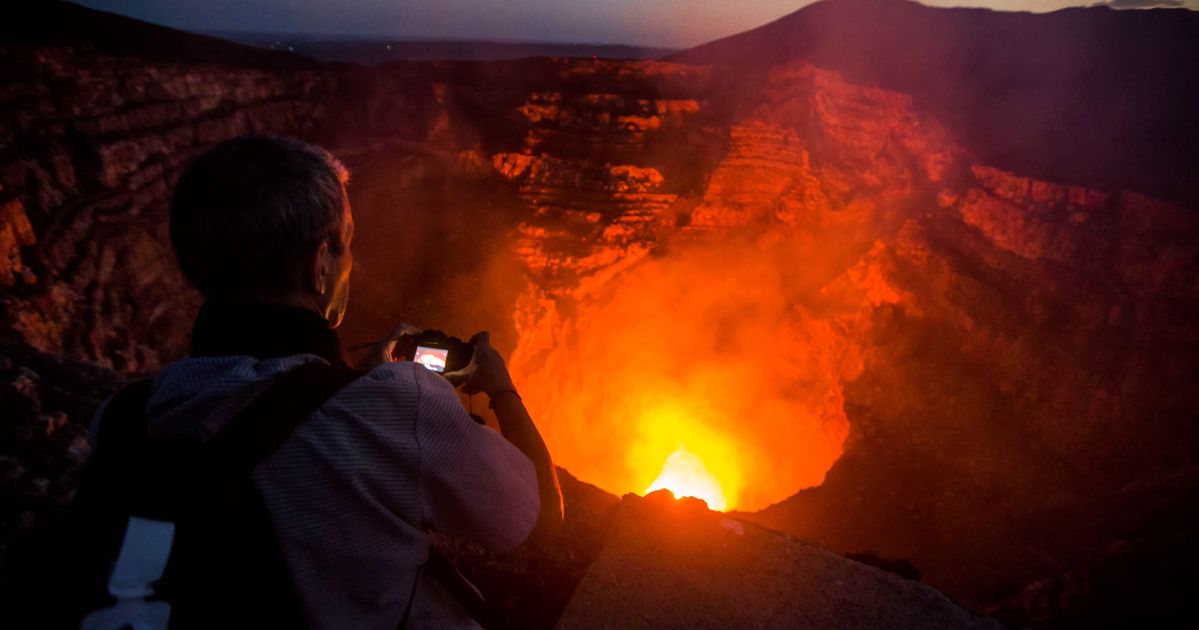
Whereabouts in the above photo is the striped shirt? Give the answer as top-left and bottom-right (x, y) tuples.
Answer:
(133, 353), (539, 629)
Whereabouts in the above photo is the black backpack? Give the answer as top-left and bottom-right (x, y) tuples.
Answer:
(58, 362), (362, 629)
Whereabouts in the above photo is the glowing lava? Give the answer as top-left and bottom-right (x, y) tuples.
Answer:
(510, 240), (858, 512)
(644, 445), (729, 511)
(626, 401), (744, 511)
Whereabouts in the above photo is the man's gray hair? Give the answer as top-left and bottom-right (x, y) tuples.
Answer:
(170, 136), (350, 300)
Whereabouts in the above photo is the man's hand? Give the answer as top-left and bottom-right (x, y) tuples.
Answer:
(356, 322), (423, 370)
(444, 331), (563, 541)
(443, 331), (516, 397)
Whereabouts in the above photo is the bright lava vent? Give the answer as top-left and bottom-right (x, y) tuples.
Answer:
(644, 445), (729, 511)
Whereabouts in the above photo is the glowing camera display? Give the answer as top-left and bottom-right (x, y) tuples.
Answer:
(394, 329), (474, 374)
(413, 346), (450, 373)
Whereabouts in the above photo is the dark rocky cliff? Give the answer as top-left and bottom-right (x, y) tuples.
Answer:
(671, 0), (1199, 209)
(0, 2), (337, 371)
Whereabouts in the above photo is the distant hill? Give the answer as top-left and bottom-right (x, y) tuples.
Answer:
(214, 34), (677, 64)
(0, 1), (317, 69)
(0, 2), (674, 66)
(671, 0), (1199, 207)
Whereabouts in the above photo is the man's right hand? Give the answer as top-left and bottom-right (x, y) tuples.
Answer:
(445, 331), (563, 541)
(444, 331), (516, 398)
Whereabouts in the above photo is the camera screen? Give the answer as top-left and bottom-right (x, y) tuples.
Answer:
(413, 346), (450, 373)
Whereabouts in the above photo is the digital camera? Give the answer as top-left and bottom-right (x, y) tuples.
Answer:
(393, 329), (474, 374)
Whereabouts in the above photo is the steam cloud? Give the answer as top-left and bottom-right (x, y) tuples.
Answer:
(510, 229), (897, 511)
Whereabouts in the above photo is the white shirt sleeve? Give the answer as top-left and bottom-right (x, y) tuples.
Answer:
(411, 365), (540, 552)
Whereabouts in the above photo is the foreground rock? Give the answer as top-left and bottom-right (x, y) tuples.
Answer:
(0, 341), (123, 581)
(558, 491), (1000, 629)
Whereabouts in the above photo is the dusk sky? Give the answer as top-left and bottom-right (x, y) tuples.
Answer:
(75, 0), (1199, 48)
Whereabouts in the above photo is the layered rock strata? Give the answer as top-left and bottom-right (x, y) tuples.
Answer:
(496, 57), (1199, 626)
(0, 44), (337, 371)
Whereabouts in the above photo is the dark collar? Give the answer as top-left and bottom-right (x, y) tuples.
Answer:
(190, 301), (351, 367)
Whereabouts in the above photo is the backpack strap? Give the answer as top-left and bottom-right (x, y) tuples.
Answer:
(427, 547), (490, 625)
(90, 378), (156, 461)
(204, 361), (364, 477)
(124, 360), (365, 517)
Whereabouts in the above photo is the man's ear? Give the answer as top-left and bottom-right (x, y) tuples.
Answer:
(308, 239), (331, 295)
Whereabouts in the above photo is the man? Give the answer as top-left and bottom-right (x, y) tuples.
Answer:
(141, 135), (561, 627)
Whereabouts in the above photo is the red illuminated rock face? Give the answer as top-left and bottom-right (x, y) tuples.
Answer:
(702, 71), (1199, 624)
(486, 63), (718, 299)
(483, 55), (1199, 625)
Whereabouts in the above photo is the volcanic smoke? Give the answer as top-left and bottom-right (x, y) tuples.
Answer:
(509, 229), (896, 511)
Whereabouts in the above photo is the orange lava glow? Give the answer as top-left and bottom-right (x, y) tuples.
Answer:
(645, 445), (729, 511)
(511, 233), (883, 512)
(628, 398), (744, 510)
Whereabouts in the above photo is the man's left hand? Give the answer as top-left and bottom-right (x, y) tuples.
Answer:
(357, 322), (423, 370)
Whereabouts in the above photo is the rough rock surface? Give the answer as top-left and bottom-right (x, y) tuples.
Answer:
(0, 341), (123, 576)
(671, 0), (1199, 209)
(0, 10), (338, 371)
(558, 492), (1001, 629)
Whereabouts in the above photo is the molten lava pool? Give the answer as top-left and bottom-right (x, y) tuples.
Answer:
(510, 241), (865, 512)
(644, 446), (730, 511)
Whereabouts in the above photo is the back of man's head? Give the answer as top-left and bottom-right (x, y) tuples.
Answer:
(170, 136), (349, 301)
